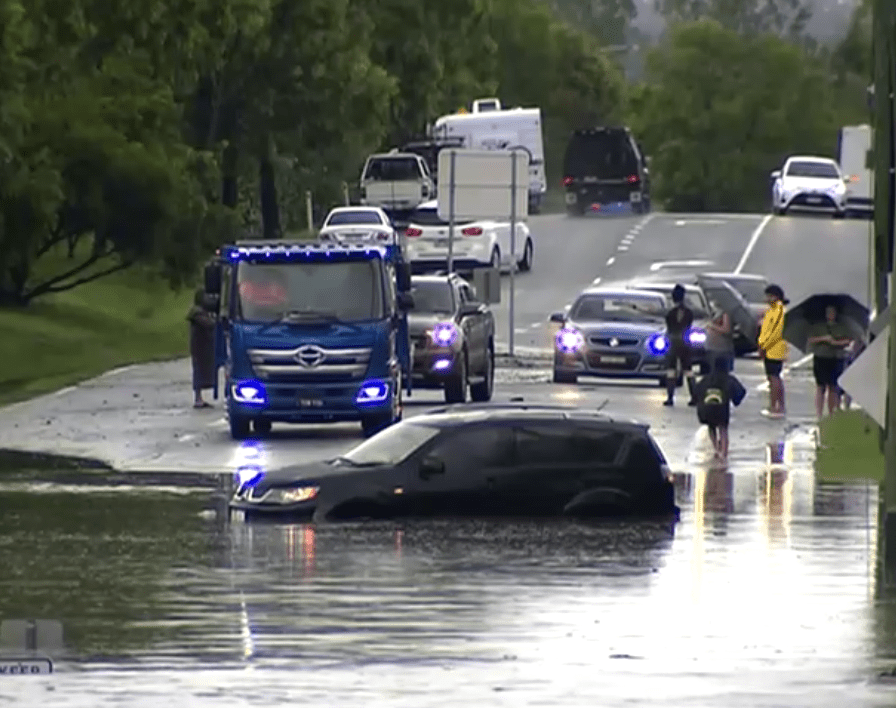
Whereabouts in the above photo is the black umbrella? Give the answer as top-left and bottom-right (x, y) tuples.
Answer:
(783, 293), (869, 353)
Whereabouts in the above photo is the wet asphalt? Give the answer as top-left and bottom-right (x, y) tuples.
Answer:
(0, 209), (889, 706)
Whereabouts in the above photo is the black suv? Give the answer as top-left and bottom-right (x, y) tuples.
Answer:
(231, 404), (678, 522)
(408, 273), (495, 403)
(563, 127), (651, 215)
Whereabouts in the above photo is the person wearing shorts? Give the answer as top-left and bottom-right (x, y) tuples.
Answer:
(694, 369), (731, 462)
(806, 303), (852, 418)
(663, 284), (696, 407)
(758, 284), (789, 418)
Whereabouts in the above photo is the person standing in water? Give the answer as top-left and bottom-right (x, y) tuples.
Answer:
(663, 284), (697, 407)
(188, 288), (218, 408)
(757, 284), (788, 418)
(806, 303), (852, 419)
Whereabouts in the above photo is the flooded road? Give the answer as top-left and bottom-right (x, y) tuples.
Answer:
(2, 459), (894, 707)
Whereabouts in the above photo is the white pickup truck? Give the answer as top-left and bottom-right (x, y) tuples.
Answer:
(359, 151), (434, 218)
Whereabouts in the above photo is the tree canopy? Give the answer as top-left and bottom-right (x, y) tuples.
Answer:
(0, 0), (870, 304)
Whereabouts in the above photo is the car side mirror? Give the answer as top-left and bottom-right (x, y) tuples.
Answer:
(204, 263), (222, 294)
(419, 456), (444, 479)
(770, 170), (781, 179)
(549, 312), (565, 323)
(459, 302), (480, 317)
(397, 292), (414, 311)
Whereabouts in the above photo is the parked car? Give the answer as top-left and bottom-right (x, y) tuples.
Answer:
(229, 404), (678, 522)
(563, 126), (651, 215)
(318, 206), (398, 246)
(771, 155), (848, 217)
(408, 273), (495, 403)
(550, 287), (698, 386)
(403, 200), (534, 274)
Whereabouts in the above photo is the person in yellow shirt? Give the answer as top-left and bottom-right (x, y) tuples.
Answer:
(757, 284), (789, 417)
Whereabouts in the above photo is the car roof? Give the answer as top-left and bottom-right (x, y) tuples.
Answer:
(699, 271), (767, 282)
(406, 404), (649, 431)
(577, 286), (666, 299)
(628, 281), (702, 292)
(328, 206), (383, 213)
(785, 155), (837, 164)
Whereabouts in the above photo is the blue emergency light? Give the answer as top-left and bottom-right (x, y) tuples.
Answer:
(222, 243), (394, 262)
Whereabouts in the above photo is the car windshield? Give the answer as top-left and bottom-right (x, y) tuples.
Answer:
(326, 210), (384, 226)
(338, 422), (442, 466)
(635, 287), (709, 318)
(570, 294), (665, 321)
(407, 207), (473, 227)
(564, 131), (637, 178)
(785, 161), (840, 178)
(363, 157), (421, 181)
(411, 281), (455, 314)
(235, 260), (385, 323)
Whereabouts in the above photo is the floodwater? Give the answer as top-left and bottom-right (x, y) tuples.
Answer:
(1, 450), (895, 706)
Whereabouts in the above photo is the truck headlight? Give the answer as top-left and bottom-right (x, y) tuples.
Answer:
(356, 379), (389, 405)
(232, 380), (267, 405)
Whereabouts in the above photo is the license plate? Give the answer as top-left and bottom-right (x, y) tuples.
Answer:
(806, 196), (821, 203)
(298, 399), (323, 407)
(598, 356), (626, 364)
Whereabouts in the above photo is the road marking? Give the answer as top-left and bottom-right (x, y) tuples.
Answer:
(649, 259), (714, 272)
(618, 245), (628, 251)
(753, 353), (813, 391)
(529, 321), (541, 328)
(179, 434), (197, 442)
(674, 219), (727, 226)
(209, 418), (227, 428)
(514, 328), (529, 334)
(733, 214), (773, 274)
(606, 257), (615, 266)
(49, 386), (77, 397)
(592, 278), (601, 286)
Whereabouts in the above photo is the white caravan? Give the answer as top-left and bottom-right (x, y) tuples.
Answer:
(431, 99), (546, 213)
(838, 124), (873, 216)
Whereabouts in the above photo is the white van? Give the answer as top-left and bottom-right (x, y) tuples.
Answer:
(431, 99), (547, 213)
(838, 124), (873, 217)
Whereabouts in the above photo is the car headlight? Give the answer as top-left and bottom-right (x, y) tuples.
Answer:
(428, 322), (458, 347)
(687, 328), (707, 346)
(556, 328), (584, 352)
(276, 486), (319, 503)
(647, 333), (669, 355)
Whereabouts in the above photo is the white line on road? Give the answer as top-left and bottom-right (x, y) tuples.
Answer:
(606, 257), (615, 266)
(618, 245), (628, 251)
(753, 353), (813, 391)
(51, 386), (76, 397)
(591, 278), (601, 286)
(179, 434), (196, 442)
(529, 321), (541, 328)
(733, 214), (773, 274)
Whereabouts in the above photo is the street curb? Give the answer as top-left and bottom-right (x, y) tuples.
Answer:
(0, 460), (228, 488)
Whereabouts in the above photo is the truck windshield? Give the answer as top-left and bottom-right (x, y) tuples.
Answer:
(363, 157), (421, 181)
(235, 260), (385, 323)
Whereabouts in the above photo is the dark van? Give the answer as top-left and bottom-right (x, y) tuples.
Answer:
(563, 127), (650, 215)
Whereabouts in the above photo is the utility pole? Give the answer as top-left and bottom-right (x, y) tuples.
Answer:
(873, 0), (896, 586)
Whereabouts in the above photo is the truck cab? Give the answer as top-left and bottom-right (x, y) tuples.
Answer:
(204, 242), (414, 439)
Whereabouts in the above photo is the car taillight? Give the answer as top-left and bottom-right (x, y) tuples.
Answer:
(461, 227), (482, 236)
(627, 174), (638, 183)
(563, 176), (573, 186)
(405, 227), (422, 237)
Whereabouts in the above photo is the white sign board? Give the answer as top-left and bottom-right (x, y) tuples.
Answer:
(839, 324), (888, 428)
(437, 149), (529, 222)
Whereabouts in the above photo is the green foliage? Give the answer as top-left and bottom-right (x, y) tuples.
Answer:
(654, 0), (812, 37)
(629, 20), (847, 212)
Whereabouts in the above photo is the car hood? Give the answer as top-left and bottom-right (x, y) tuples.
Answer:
(781, 176), (843, 191)
(570, 320), (666, 338)
(408, 313), (455, 335)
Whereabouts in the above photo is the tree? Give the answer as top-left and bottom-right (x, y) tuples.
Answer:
(654, 0), (812, 38)
(543, 0), (638, 48)
(630, 20), (843, 212)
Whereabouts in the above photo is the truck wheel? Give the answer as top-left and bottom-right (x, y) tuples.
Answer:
(470, 345), (494, 402)
(444, 351), (468, 403)
(252, 419), (272, 435)
(229, 415), (251, 439)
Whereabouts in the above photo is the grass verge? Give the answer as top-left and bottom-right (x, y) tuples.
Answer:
(0, 267), (195, 406)
(815, 409), (884, 484)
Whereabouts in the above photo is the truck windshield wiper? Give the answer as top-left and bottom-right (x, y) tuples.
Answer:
(257, 309), (342, 333)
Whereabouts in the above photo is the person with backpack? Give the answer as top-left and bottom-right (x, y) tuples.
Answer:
(694, 368), (733, 462)
(664, 284), (697, 407)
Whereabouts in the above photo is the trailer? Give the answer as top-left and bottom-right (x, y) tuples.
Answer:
(838, 124), (873, 217)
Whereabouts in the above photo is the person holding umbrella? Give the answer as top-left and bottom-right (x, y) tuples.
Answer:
(806, 303), (853, 418)
(758, 284), (789, 418)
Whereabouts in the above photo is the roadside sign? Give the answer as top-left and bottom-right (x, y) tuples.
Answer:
(437, 149), (529, 222)
(839, 323), (888, 428)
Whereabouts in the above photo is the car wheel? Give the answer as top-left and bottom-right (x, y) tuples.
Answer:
(229, 415), (251, 440)
(517, 239), (533, 272)
(470, 344), (494, 401)
(489, 247), (501, 271)
(252, 419), (272, 435)
(444, 350), (468, 403)
(553, 369), (577, 384)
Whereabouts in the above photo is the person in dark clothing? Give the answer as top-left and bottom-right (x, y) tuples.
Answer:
(664, 284), (697, 407)
(806, 303), (852, 419)
(188, 288), (218, 408)
(694, 369), (732, 462)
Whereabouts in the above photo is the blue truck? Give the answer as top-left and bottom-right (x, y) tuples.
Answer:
(203, 241), (415, 439)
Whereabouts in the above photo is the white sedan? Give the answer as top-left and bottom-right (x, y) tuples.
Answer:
(770, 156), (848, 217)
(318, 206), (398, 245)
(403, 200), (534, 274)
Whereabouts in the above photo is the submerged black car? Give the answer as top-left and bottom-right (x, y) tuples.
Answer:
(230, 404), (678, 522)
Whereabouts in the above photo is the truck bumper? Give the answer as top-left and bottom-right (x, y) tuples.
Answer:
(227, 377), (395, 423)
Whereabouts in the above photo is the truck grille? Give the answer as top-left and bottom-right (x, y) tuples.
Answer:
(248, 346), (371, 382)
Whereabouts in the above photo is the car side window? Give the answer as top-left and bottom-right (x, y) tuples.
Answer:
(513, 423), (625, 465)
(424, 425), (515, 473)
(570, 425), (626, 464)
(623, 437), (662, 480)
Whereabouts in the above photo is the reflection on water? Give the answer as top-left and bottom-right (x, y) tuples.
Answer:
(0, 469), (893, 707)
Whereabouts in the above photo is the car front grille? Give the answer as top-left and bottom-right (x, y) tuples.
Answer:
(588, 336), (640, 347)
